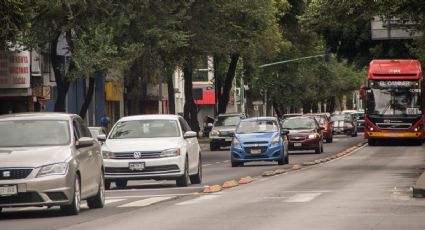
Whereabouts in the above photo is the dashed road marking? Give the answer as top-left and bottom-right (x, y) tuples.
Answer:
(175, 194), (222, 206)
(118, 196), (175, 208)
(284, 192), (322, 203)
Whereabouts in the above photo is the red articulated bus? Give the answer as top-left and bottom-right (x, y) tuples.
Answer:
(362, 60), (425, 145)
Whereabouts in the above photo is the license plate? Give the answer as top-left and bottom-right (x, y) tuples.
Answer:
(225, 138), (233, 142)
(294, 143), (302, 147)
(250, 149), (262, 154)
(0, 185), (17, 196)
(129, 162), (145, 171)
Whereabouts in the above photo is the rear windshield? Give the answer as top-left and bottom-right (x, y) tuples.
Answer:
(0, 120), (70, 147)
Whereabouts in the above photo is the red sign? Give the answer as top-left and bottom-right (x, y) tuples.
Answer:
(0, 50), (31, 88)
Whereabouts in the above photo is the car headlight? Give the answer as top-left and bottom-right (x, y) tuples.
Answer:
(102, 150), (113, 159)
(37, 163), (68, 177)
(160, 148), (181, 158)
(210, 129), (220, 136)
(271, 135), (280, 147)
(308, 134), (318, 139)
(232, 138), (241, 148)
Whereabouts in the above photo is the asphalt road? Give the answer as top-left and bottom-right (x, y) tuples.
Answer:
(6, 134), (425, 230)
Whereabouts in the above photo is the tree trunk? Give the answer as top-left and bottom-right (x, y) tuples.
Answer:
(167, 74), (175, 114)
(272, 100), (282, 118)
(218, 54), (239, 114)
(183, 61), (200, 133)
(51, 33), (71, 112)
(79, 77), (96, 118)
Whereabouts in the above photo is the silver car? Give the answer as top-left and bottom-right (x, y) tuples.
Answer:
(0, 113), (105, 215)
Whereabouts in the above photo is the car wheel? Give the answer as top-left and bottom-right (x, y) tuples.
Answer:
(231, 161), (243, 167)
(61, 175), (81, 215)
(176, 157), (189, 187)
(315, 144), (321, 154)
(105, 179), (111, 190)
(115, 180), (127, 189)
(190, 154), (202, 184)
(87, 172), (106, 209)
(326, 136), (333, 143)
(210, 143), (219, 151)
(368, 139), (376, 146)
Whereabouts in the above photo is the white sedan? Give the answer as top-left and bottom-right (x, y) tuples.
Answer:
(99, 115), (202, 188)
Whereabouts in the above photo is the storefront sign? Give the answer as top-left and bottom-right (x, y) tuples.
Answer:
(0, 50), (31, 88)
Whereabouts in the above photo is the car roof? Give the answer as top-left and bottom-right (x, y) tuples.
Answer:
(241, 116), (277, 122)
(118, 114), (181, 122)
(0, 112), (75, 121)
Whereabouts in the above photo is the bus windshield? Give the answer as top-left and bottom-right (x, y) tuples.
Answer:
(366, 86), (422, 116)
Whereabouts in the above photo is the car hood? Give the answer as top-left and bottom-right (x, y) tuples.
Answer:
(103, 138), (181, 152)
(236, 132), (276, 143)
(288, 129), (314, 136)
(0, 146), (71, 168)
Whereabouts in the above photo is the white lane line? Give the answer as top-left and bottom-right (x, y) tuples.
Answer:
(284, 193), (322, 203)
(118, 196), (175, 208)
(109, 192), (199, 199)
(105, 198), (126, 205)
(223, 160), (230, 163)
(215, 162), (221, 164)
(175, 194), (221, 206)
(107, 187), (205, 193)
(202, 164), (212, 167)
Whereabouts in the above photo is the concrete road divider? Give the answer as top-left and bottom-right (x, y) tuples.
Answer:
(274, 169), (287, 174)
(238, 176), (253, 184)
(302, 162), (316, 166)
(203, 185), (223, 193)
(314, 160), (321, 164)
(292, 164), (302, 171)
(222, 180), (239, 188)
(262, 171), (277, 177)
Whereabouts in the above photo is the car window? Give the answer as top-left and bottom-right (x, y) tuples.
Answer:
(109, 120), (180, 139)
(236, 120), (278, 134)
(282, 117), (317, 130)
(179, 118), (192, 133)
(214, 116), (241, 126)
(76, 118), (92, 137)
(0, 120), (70, 147)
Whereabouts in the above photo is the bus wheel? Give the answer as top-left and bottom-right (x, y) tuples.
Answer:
(368, 139), (376, 146)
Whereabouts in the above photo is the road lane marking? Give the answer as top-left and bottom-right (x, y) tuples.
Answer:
(118, 196), (175, 208)
(284, 192), (322, 203)
(105, 198), (126, 205)
(175, 194), (221, 206)
(107, 187), (204, 193)
(202, 164), (212, 167)
(108, 192), (199, 199)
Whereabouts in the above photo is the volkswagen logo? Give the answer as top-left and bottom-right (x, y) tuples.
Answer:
(133, 152), (142, 159)
(2, 171), (10, 178)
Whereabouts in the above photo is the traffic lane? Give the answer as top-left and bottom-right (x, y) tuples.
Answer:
(62, 138), (425, 230)
(199, 134), (364, 186)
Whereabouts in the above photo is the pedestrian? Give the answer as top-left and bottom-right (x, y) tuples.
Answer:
(100, 114), (111, 131)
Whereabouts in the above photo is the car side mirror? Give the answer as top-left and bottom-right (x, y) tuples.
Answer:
(184, 131), (197, 139)
(76, 137), (94, 148)
(280, 129), (289, 136)
(97, 134), (107, 142)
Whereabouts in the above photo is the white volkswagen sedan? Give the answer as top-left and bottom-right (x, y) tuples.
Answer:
(99, 115), (202, 188)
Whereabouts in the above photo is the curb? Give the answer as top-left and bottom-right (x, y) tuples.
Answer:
(292, 164), (302, 171)
(262, 170), (277, 177)
(203, 184), (222, 193)
(222, 180), (239, 188)
(239, 176), (254, 184)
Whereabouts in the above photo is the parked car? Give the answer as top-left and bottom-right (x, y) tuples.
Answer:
(304, 113), (334, 143)
(88, 126), (107, 143)
(209, 113), (246, 151)
(230, 117), (289, 167)
(0, 113), (105, 215)
(281, 116), (324, 154)
(99, 115), (202, 189)
(282, 113), (302, 120)
(331, 113), (358, 137)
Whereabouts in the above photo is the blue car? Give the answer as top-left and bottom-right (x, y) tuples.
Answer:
(230, 117), (289, 167)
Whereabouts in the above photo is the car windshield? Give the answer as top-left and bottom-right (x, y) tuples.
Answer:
(109, 120), (180, 139)
(214, 116), (241, 127)
(331, 114), (351, 121)
(282, 117), (316, 130)
(236, 120), (278, 134)
(309, 115), (325, 125)
(0, 120), (70, 147)
(366, 80), (422, 116)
